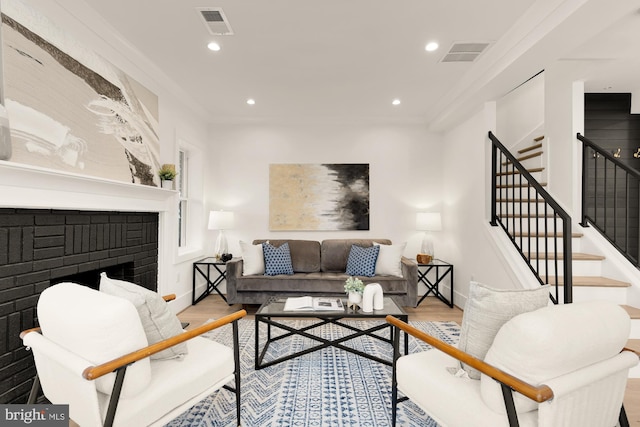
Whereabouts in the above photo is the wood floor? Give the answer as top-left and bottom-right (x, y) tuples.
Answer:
(179, 295), (640, 426)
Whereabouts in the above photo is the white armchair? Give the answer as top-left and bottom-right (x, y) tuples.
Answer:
(21, 282), (246, 427)
(387, 300), (639, 427)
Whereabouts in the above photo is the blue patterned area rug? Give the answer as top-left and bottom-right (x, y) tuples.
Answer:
(165, 319), (460, 427)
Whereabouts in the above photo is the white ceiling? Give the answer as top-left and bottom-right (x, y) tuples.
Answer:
(73, 0), (640, 128)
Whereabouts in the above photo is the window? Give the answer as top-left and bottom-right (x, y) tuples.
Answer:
(178, 149), (189, 247)
(176, 139), (204, 259)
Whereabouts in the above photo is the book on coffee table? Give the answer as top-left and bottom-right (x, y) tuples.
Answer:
(283, 296), (344, 311)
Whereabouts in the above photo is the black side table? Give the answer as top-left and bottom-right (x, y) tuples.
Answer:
(192, 257), (229, 305)
(416, 259), (454, 308)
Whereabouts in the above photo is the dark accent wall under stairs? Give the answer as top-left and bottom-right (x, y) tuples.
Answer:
(584, 93), (640, 260)
(0, 209), (159, 404)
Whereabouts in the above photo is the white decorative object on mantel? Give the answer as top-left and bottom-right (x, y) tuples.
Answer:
(362, 283), (383, 313)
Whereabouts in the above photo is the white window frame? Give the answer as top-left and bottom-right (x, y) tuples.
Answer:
(175, 138), (204, 263)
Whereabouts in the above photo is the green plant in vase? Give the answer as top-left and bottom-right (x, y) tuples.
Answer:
(344, 276), (364, 310)
(158, 164), (177, 189)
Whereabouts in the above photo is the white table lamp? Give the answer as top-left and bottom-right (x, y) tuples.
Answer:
(208, 210), (234, 258)
(416, 212), (441, 262)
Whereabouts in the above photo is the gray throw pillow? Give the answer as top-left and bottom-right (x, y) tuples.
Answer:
(457, 281), (550, 379)
(99, 272), (188, 360)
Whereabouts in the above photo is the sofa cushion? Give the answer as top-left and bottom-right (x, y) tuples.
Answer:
(457, 281), (549, 379)
(235, 272), (408, 294)
(345, 244), (380, 277)
(254, 240), (321, 273)
(263, 242), (294, 275)
(321, 239), (391, 272)
(100, 273), (188, 360)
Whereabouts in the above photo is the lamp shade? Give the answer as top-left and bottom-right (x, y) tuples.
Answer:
(416, 212), (442, 231)
(208, 210), (234, 230)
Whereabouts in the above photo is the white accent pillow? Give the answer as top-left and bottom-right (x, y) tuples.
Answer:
(240, 240), (265, 275)
(373, 242), (406, 277)
(457, 281), (550, 379)
(99, 273), (187, 360)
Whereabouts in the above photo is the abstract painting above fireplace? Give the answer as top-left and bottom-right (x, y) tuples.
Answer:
(1, 0), (161, 186)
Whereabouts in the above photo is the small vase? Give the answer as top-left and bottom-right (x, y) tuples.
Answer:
(348, 292), (362, 310)
(161, 180), (173, 190)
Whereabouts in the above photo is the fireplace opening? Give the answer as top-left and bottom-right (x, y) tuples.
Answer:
(50, 262), (135, 290)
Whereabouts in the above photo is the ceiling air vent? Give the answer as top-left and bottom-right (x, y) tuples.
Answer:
(440, 42), (490, 63)
(196, 7), (233, 35)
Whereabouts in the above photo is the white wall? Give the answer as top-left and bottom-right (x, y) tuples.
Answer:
(205, 122), (442, 263)
(0, 0), (211, 312)
(441, 104), (532, 308)
(496, 74), (545, 147)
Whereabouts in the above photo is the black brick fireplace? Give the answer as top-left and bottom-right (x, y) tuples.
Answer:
(0, 208), (159, 403)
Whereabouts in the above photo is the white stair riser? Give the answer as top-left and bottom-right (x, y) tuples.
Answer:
(495, 203), (555, 215)
(629, 364), (640, 378)
(557, 286), (628, 305)
(512, 237), (582, 253)
(499, 217), (566, 230)
(537, 260), (603, 277)
(631, 319), (640, 340)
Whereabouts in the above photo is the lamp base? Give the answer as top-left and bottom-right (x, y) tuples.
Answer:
(214, 231), (228, 259)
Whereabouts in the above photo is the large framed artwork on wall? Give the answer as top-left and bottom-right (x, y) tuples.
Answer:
(269, 163), (370, 231)
(0, 0), (160, 186)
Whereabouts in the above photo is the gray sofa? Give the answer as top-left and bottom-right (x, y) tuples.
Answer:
(225, 239), (418, 306)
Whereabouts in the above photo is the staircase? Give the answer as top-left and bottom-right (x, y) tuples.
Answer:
(495, 134), (640, 377)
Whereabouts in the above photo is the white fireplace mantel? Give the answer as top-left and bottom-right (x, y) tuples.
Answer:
(0, 161), (177, 212)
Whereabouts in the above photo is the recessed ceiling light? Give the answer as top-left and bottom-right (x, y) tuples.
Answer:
(246, 99), (256, 105)
(392, 99), (401, 106)
(207, 42), (221, 51)
(425, 41), (439, 52)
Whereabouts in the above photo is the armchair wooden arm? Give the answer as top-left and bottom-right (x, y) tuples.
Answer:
(385, 315), (554, 403)
(82, 309), (246, 380)
(162, 294), (176, 302)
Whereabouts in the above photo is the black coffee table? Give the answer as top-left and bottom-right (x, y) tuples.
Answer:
(254, 296), (409, 369)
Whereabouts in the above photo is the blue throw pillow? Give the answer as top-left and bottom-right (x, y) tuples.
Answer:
(263, 242), (294, 276)
(345, 244), (380, 277)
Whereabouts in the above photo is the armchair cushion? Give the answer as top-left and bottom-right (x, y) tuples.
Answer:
(458, 282), (550, 379)
(100, 273), (187, 360)
(480, 300), (631, 415)
(396, 347), (538, 427)
(37, 282), (151, 397)
(102, 336), (235, 426)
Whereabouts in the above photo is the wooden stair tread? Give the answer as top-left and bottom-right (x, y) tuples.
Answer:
(496, 182), (547, 188)
(548, 276), (631, 287)
(502, 151), (543, 165)
(514, 232), (583, 238)
(518, 142), (543, 154)
(527, 252), (605, 261)
(622, 305), (640, 319)
(496, 167), (544, 176)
